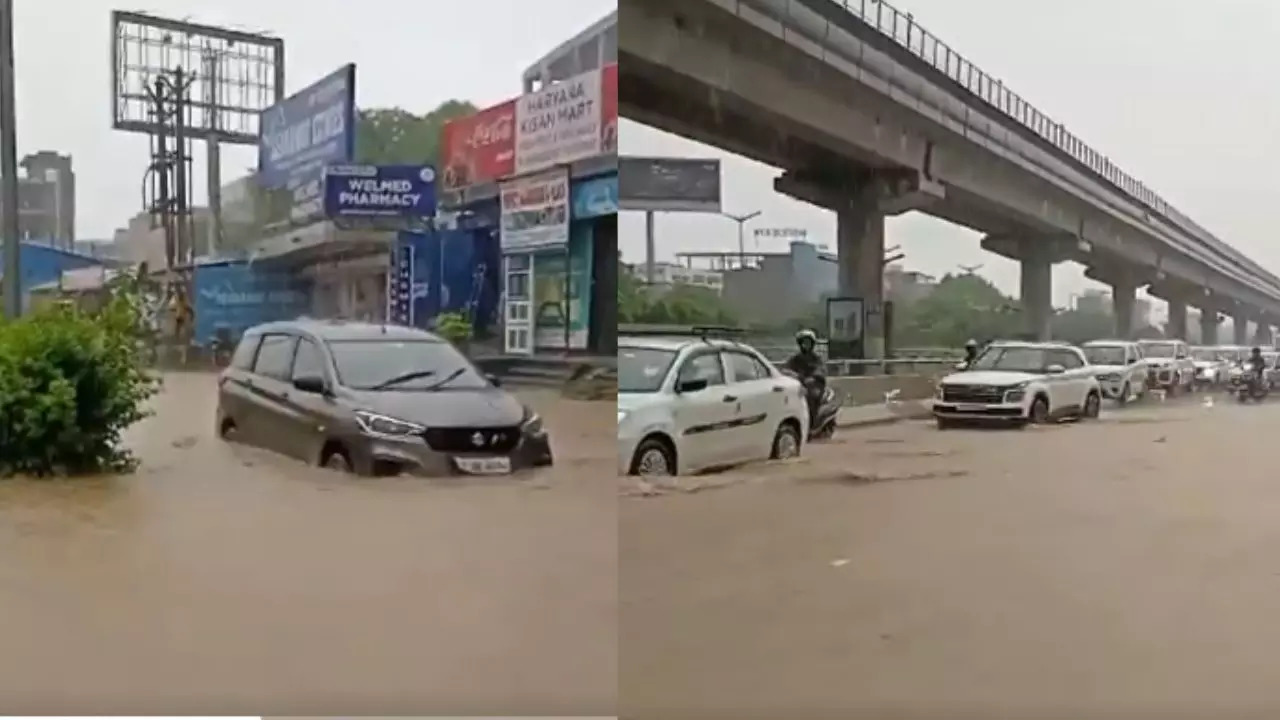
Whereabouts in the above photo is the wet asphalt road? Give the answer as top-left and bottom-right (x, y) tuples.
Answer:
(621, 395), (1280, 718)
(0, 373), (615, 715)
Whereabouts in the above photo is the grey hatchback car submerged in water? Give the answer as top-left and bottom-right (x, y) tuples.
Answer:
(215, 319), (553, 477)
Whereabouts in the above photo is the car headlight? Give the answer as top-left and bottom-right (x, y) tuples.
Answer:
(354, 410), (424, 438)
(1101, 373), (1121, 382)
(1004, 382), (1028, 402)
(522, 408), (544, 434)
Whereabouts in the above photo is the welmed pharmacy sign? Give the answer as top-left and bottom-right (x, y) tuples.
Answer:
(322, 165), (438, 218)
(515, 68), (603, 175)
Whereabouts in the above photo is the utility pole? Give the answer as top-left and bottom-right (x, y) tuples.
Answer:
(0, 0), (20, 318)
(721, 210), (761, 269)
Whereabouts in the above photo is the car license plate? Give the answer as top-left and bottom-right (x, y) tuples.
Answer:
(454, 456), (512, 475)
(956, 404), (987, 412)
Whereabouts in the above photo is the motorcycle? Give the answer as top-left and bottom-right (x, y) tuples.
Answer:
(1237, 366), (1270, 403)
(804, 377), (841, 441)
(783, 370), (841, 440)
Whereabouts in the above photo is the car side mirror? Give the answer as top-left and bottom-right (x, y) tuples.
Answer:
(1045, 364), (1066, 375)
(676, 377), (709, 394)
(293, 375), (329, 395)
(485, 373), (502, 387)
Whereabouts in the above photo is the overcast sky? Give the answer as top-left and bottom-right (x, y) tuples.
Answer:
(11, 0), (612, 239)
(619, 0), (1280, 310)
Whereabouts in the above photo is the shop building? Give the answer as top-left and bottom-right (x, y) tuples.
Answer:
(438, 63), (617, 356)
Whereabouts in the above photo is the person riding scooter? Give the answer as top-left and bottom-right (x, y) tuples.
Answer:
(962, 339), (980, 368)
(1249, 346), (1268, 384)
(785, 329), (826, 421)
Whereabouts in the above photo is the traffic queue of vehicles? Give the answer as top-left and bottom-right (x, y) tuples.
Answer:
(616, 325), (1280, 477)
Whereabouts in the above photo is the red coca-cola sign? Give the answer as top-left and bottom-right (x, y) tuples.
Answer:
(440, 99), (517, 191)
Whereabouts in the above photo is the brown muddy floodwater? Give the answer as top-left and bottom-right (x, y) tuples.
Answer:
(0, 373), (615, 715)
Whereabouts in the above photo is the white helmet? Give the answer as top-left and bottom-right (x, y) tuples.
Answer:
(795, 329), (817, 346)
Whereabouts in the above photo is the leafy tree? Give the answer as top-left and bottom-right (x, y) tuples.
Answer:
(1051, 308), (1115, 344)
(894, 273), (1022, 347)
(354, 101), (478, 166)
(617, 267), (738, 326)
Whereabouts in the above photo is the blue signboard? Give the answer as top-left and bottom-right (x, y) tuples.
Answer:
(386, 242), (415, 325)
(193, 261), (312, 346)
(258, 64), (356, 223)
(571, 174), (618, 220)
(323, 164), (438, 218)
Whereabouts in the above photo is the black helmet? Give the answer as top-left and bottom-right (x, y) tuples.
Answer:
(1253, 346), (1263, 355)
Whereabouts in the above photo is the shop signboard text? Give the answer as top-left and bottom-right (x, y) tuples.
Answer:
(439, 100), (517, 191)
(500, 168), (570, 252)
(258, 63), (357, 224)
(322, 164), (438, 218)
(515, 68), (603, 175)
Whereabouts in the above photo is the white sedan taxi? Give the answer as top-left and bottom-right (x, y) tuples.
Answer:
(618, 333), (809, 476)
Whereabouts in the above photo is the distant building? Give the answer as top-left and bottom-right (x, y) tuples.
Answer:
(0, 151), (76, 247)
(680, 241), (837, 326)
(625, 261), (723, 293)
(521, 11), (616, 92)
(1074, 288), (1110, 315)
(884, 264), (936, 306)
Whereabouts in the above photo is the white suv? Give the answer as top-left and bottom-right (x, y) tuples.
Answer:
(617, 334), (809, 476)
(1137, 339), (1195, 395)
(1082, 340), (1149, 404)
(933, 341), (1103, 429)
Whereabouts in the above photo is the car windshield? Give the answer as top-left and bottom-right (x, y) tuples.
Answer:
(1191, 348), (1218, 361)
(326, 339), (488, 391)
(1140, 343), (1176, 358)
(968, 346), (1050, 374)
(1084, 346), (1126, 366)
(619, 346), (677, 393)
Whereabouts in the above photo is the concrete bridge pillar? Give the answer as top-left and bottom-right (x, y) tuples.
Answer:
(1234, 313), (1249, 345)
(1166, 299), (1188, 340)
(836, 188), (886, 359)
(1199, 310), (1221, 346)
(1018, 241), (1053, 341)
(1112, 281), (1136, 339)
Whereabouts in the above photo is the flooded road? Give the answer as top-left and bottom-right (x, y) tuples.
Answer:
(0, 373), (615, 715)
(621, 398), (1280, 717)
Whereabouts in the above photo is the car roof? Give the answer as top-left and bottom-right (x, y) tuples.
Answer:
(1137, 338), (1180, 343)
(247, 318), (446, 343)
(1082, 339), (1133, 346)
(987, 340), (1080, 351)
(619, 334), (757, 353)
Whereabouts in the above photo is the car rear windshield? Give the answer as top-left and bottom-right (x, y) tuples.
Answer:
(327, 339), (487, 390)
(1084, 346), (1126, 366)
(968, 346), (1050, 374)
(619, 347), (677, 393)
(1140, 343), (1176, 358)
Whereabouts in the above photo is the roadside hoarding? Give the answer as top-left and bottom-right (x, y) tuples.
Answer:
(600, 63), (618, 156)
(322, 164), (438, 218)
(257, 63), (357, 223)
(619, 156), (722, 212)
(515, 66), (604, 175)
(439, 100), (516, 191)
(499, 168), (570, 252)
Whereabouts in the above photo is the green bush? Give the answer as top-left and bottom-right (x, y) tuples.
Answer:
(0, 285), (159, 477)
(435, 311), (474, 346)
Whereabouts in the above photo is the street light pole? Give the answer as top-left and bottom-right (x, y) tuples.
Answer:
(0, 0), (19, 318)
(721, 210), (761, 268)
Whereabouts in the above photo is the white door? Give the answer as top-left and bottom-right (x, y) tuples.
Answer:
(723, 350), (787, 460)
(503, 254), (533, 355)
(670, 351), (736, 471)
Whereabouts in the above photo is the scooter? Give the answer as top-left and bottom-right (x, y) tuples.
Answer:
(805, 378), (841, 441)
(1237, 369), (1270, 403)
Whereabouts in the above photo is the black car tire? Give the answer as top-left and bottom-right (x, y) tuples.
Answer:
(630, 436), (676, 476)
(1117, 382), (1131, 406)
(1029, 396), (1051, 424)
(770, 422), (802, 460)
(1082, 391), (1102, 419)
(321, 445), (354, 474)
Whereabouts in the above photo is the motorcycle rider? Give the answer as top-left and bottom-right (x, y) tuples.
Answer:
(963, 339), (980, 368)
(785, 329), (826, 422)
(1249, 346), (1268, 385)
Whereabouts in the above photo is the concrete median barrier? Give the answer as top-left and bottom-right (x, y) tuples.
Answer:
(829, 374), (937, 406)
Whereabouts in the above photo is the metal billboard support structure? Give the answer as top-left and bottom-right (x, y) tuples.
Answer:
(110, 10), (283, 357)
(0, 0), (20, 318)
